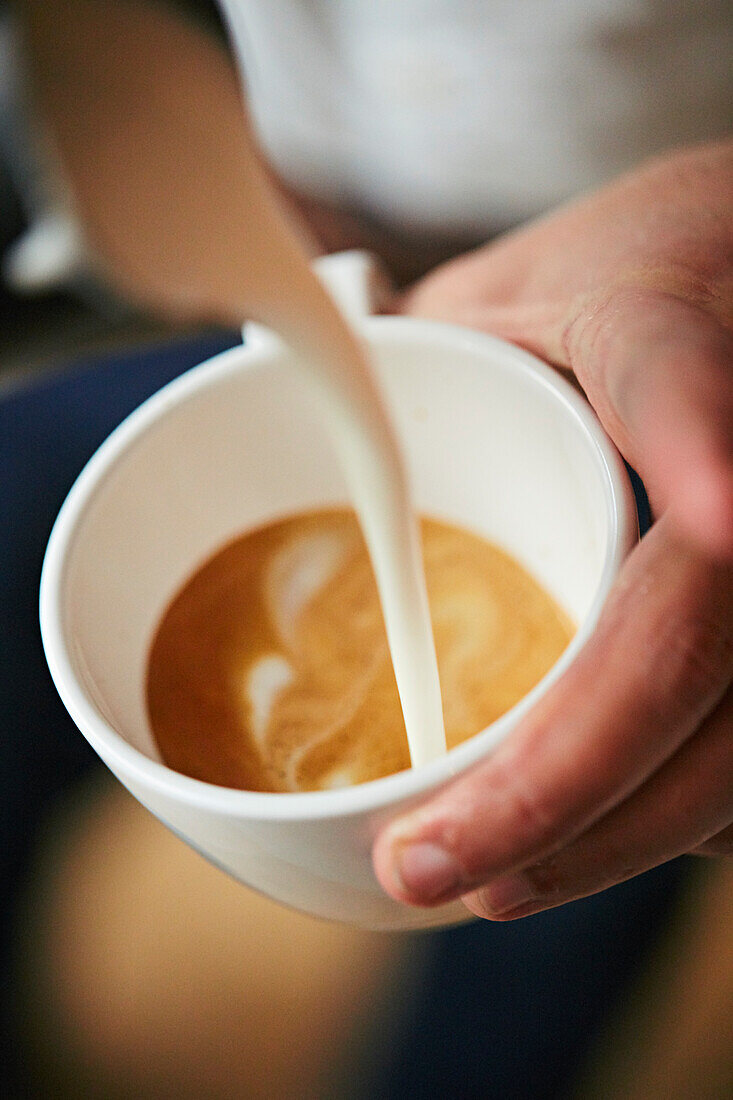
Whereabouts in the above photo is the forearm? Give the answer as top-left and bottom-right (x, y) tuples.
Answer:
(14, 0), (317, 317)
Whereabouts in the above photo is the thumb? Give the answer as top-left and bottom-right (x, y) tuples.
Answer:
(403, 270), (733, 560)
(557, 287), (733, 560)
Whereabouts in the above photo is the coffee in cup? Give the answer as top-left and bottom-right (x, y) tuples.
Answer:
(147, 508), (573, 793)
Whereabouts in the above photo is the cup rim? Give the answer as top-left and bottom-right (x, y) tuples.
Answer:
(40, 316), (637, 821)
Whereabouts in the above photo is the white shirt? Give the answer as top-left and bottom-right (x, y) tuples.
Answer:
(220, 1), (732, 233)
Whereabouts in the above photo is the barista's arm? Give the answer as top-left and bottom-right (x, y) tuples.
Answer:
(14, 0), (318, 321)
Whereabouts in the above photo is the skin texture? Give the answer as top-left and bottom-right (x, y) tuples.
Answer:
(16, 0), (324, 323)
(372, 140), (733, 920)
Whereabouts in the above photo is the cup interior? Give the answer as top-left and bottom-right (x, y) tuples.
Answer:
(50, 321), (626, 771)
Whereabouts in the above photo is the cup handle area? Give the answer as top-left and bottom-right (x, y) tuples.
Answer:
(243, 249), (393, 348)
(312, 249), (392, 321)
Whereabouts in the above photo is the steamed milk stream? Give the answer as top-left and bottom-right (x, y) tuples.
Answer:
(140, 161), (568, 788)
(195, 164), (447, 771)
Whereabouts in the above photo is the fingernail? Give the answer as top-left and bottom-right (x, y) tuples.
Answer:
(480, 874), (534, 916)
(393, 842), (465, 903)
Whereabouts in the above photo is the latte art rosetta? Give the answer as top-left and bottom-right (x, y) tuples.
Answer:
(146, 511), (574, 792)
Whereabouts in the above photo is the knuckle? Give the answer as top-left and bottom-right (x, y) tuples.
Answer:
(694, 823), (733, 856)
(521, 858), (566, 900)
(493, 759), (560, 850)
(690, 453), (733, 562)
(709, 472), (733, 561)
(664, 612), (733, 702)
(439, 754), (566, 878)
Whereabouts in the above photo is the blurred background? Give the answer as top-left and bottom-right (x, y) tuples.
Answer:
(1, 1), (731, 1097)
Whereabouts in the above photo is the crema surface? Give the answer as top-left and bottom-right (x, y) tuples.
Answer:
(147, 510), (574, 792)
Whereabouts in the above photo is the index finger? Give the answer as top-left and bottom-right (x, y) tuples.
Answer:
(373, 518), (733, 907)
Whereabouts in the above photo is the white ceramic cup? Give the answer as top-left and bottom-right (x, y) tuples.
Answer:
(40, 251), (637, 931)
